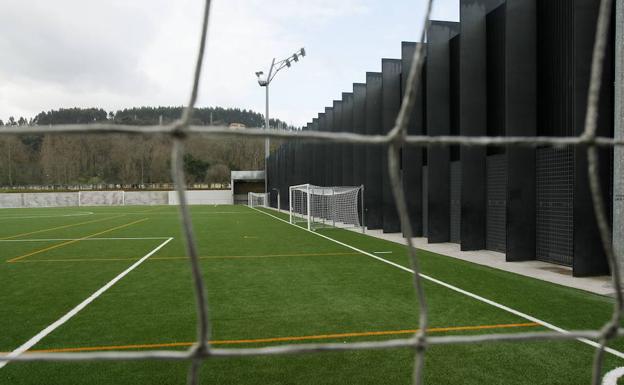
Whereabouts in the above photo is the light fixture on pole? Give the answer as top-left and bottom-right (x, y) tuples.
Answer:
(255, 47), (306, 196)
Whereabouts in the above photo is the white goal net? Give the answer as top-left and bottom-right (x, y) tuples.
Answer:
(248, 192), (268, 208)
(289, 184), (364, 232)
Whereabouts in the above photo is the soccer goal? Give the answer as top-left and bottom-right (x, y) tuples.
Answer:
(289, 184), (364, 232)
(248, 192), (269, 208)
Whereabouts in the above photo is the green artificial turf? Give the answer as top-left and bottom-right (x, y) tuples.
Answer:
(0, 204), (622, 385)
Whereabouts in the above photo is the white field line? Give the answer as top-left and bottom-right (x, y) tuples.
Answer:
(0, 237), (173, 369)
(90, 211), (250, 215)
(603, 367), (624, 385)
(250, 206), (624, 360)
(373, 251), (393, 254)
(0, 237), (172, 242)
(0, 212), (94, 220)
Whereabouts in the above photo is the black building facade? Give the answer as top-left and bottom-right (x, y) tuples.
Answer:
(266, 0), (614, 277)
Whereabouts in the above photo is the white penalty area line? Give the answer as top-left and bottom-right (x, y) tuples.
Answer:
(0, 237), (172, 242)
(0, 237), (173, 369)
(249, 206), (624, 360)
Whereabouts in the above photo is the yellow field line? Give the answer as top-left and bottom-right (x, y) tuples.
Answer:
(6, 218), (149, 263)
(27, 322), (541, 353)
(0, 215), (126, 240)
(10, 251), (360, 263)
(14, 258), (141, 263)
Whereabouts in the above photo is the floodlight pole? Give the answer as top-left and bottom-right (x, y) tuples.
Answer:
(264, 59), (275, 196)
(256, 48), (306, 197)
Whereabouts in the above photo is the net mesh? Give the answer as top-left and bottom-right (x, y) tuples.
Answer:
(289, 184), (363, 231)
(0, 1), (623, 385)
(248, 192), (268, 208)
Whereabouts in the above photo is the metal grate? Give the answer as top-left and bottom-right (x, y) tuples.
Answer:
(450, 161), (461, 243)
(536, 147), (574, 266)
(0, 1), (622, 385)
(486, 154), (507, 253)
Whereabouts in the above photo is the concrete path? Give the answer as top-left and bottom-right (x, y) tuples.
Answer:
(361, 228), (614, 297)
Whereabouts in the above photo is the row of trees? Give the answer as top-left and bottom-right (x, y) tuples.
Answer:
(0, 106), (284, 188)
(1, 106), (294, 129)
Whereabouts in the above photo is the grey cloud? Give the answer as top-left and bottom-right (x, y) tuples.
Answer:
(0, 0), (162, 92)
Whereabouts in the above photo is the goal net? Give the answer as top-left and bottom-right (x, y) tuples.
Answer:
(248, 192), (268, 208)
(289, 184), (364, 232)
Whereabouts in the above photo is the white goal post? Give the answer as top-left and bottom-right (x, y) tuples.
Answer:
(289, 184), (364, 232)
(248, 192), (268, 208)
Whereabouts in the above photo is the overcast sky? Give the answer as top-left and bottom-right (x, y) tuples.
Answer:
(0, 0), (459, 126)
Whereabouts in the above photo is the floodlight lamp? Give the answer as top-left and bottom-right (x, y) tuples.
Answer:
(255, 71), (264, 78)
(292, 54), (299, 62)
(286, 59), (291, 67)
(300, 48), (306, 57)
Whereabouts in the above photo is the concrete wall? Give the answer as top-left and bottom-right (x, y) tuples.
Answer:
(0, 193), (24, 208)
(0, 190), (232, 208)
(125, 191), (168, 205)
(80, 191), (124, 206)
(23, 192), (78, 208)
(167, 190), (232, 205)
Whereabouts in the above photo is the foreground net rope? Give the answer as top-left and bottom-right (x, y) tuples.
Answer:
(0, 0), (622, 385)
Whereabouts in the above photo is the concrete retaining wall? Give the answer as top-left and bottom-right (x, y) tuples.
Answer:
(167, 190), (232, 205)
(124, 191), (168, 205)
(0, 194), (24, 208)
(22, 192), (78, 208)
(79, 191), (124, 206)
(0, 190), (233, 208)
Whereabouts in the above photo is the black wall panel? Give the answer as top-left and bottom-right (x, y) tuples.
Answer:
(484, 5), (508, 252)
(459, 0), (504, 250)
(570, 0), (613, 276)
(291, 136), (298, 188)
(401, 42), (425, 237)
(450, 161), (462, 243)
(536, 147), (574, 266)
(267, 152), (275, 207)
(279, 145), (288, 209)
(422, 165), (428, 237)
(304, 123), (313, 184)
(342, 92), (354, 187)
(275, 146), (280, 207)
(324, 107), (334, 187)
(332, 100), (343, 186)
(365, 72), (383, 229)
(311, 117), (320, 185)
(426, 21), (459, 243)
(450, 35), (461, 244)
(318, 113), (327, 186)
(289, 140), (295, 197)
(536, 0), (613, 276)
(504, 0), (537, 261)
(486, 4), (507, 142)
(381, 58), (402, 233)
(353, 83), (367, 189)
(486, 154), (507, 252)
(353, 83), (367, 227)
(286, 141), (293, 208)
